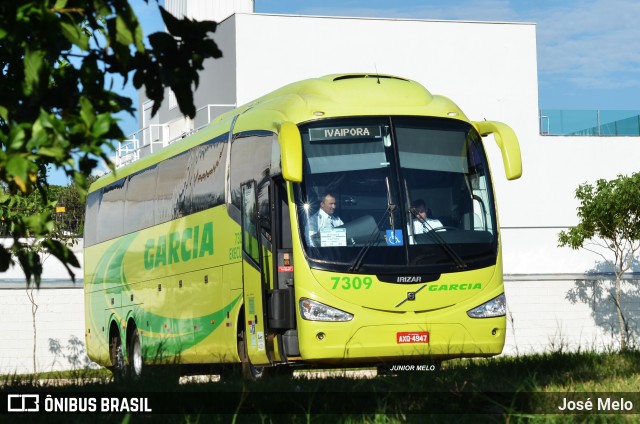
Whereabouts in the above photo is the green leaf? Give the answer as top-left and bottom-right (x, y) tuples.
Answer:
(115, 15), (134, 45)
(92, 113), (112, 137)
(6, 156), (29, 192)
(79, 97), (95, 128)
(115, 12), (144, 52)
(26, 211), (54, 234)
(23, 49), (46, 95)
(8, 125), (26, 150)
(29, 118), (48, 148)
(37, 146), (65, 159)
(60, 21), (89, 51)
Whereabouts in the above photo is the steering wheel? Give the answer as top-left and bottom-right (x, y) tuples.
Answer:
(424, 226), (458, 234)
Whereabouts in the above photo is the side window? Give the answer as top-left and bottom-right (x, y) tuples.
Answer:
(155, 151), (191, 224)
(275, 180), (292, 249)
(466, 139), (493, 233)
(241, 181), (260, 264)
(190, 138), (227, 214)
(84, 189), (102, 246)
(258, 179), (271, 242)
(97, 179), (126, 242)
(229, 132), (275, 215)
(124, 166), (157, 234)
(87, 133), (229, 244)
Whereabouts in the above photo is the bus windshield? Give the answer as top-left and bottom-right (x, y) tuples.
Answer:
(295, 117), (498, 275)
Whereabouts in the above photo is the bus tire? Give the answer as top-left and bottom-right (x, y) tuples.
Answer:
(128, 327), (143, 380)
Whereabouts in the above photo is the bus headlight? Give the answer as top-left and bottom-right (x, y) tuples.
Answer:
(299, 298), (353, 322)
(467, 293), (506, 318)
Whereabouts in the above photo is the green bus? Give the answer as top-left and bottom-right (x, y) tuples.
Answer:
(84, 74), (522, 378)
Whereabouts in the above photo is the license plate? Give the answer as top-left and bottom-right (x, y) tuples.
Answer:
(396, 331), (429, 344)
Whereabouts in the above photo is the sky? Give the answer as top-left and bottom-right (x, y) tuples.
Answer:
(48, 0), (639, 185)
(252, 0), (640, 111)
(133, 0), (640, 115)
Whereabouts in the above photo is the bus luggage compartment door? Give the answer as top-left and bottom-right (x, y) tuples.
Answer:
(240, 181), (270, 365)
(241, 264), (270, 364)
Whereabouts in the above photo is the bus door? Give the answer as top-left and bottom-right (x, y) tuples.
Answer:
(240, 180), (271, 365)
(267, 178), (298, 358)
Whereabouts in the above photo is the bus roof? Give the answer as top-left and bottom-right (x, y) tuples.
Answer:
(216, 73), (469, 127)
(90, 73), (470, 192)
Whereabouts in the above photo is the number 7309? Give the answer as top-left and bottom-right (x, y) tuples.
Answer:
(331, 276), (373, 290)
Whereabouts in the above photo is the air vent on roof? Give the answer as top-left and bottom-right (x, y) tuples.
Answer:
(333, 74), (410, 82)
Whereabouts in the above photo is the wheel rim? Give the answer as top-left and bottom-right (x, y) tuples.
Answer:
(131, 332), (142, 378)
(110, 335), (126, 379)
(115, 344), (125, 369)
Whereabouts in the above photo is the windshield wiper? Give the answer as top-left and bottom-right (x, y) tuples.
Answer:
(349, 177), (395, 273)
(409, 208), (467, 270)
(404, 180), (467, 271)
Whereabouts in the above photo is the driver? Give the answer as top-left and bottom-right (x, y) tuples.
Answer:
(307, 193), (344, 245)
(409, 199), (443, 242)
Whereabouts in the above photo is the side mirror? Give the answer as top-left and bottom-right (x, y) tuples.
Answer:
(280, 121), (303, 182)
(474, 121), (522, 180)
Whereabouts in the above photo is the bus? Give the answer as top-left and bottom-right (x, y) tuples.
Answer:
(84, 73), (522, 379)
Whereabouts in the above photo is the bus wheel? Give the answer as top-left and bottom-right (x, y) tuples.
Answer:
(109, 333), (126, 380)
(128, 327), (143, 380)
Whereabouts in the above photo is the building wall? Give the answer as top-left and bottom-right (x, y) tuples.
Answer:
(0, 287), (88, 375)
(166, 0), (253, 23)
(137, 13), (240, 145)
(504, 278), (640, 354)
(500, 135), (640, 275)
(233, 14), (539, 135)
(0, 241), (87, 375)
(191, 15), (239, 127)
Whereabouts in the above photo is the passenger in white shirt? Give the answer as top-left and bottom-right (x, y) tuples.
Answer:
(409, 199), (443, 243)
(308, 193), (344, 244)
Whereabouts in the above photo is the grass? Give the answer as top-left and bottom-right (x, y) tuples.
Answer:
(2, 350), (640, 423)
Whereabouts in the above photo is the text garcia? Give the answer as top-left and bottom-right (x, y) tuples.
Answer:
(144, 223), (214, 270)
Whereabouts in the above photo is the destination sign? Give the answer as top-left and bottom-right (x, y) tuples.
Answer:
(309, 126), (382, 141)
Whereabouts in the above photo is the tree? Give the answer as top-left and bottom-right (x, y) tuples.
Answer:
(0, 1), (222, 285)
(558, 173), (640, 350)
(53, 174), (98, 236)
